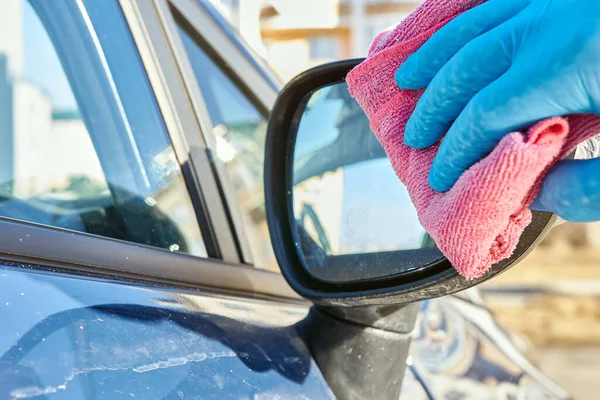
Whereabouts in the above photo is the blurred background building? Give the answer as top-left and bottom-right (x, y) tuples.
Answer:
(211, 0), (420, 80)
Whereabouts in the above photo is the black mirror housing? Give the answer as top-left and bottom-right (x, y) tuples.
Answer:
(265, 59), (556, 307)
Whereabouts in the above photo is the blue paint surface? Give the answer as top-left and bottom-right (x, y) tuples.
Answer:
(0, 265), (333, 399)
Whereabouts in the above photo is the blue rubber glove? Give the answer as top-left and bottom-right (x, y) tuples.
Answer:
(395, 0), (600, 222)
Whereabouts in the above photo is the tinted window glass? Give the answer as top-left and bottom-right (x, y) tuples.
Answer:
(0, 0), (207, 257)
(177, 25), (277, 270)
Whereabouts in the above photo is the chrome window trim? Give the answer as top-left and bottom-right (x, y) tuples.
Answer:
(120, 0), (240, 263)
(163, 0), (279, 265)
(0, 217), (301, 301)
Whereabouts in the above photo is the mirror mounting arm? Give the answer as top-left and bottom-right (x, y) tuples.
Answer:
(296, 304), (419, 400)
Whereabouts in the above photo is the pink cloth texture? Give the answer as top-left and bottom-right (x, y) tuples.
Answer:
(346, 0), (600, 279)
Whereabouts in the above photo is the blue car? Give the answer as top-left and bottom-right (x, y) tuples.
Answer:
(0, 1), (570, 399)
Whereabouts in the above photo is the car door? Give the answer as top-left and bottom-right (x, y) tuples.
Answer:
(156, 2), (438, 398)
(0, 1), (333, 398)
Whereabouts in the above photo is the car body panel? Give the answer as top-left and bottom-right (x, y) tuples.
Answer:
(0, 264), (333, 399)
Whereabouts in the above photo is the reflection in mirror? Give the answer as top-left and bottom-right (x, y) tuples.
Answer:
(292, 82), (444, 283)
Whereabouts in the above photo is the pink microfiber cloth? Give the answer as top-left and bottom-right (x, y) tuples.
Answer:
(346, 0), (600, 279)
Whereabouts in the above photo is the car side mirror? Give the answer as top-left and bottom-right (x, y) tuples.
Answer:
(264, 59), (556, 400)
(265, 59), (556, 307)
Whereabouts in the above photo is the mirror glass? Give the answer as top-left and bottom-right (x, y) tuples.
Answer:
(291, 82), (445, 283)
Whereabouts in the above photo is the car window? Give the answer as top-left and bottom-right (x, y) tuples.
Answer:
(177, 24), (277, 271)
(0, 0), (207, 257)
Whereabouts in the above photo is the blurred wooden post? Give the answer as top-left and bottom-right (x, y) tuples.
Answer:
(350, 0), (366, 57)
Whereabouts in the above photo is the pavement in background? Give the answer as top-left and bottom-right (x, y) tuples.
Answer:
(479, 241), (600, 399)
(536, 347), (600, 400)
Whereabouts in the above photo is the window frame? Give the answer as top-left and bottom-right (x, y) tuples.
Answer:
(120, 0), (241, 264)
(0, 0), (300, 301)
(119, 0), (295, 291)
(148, 0), (279, 267)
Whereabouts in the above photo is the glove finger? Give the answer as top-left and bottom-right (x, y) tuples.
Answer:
(428, 60), (582, 192)
(396, 0), (530, 90)
(403, 22), (516, 149)
(531, 158), (600, 222)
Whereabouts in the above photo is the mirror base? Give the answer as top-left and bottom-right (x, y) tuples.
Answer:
(296, 304), (418, 400)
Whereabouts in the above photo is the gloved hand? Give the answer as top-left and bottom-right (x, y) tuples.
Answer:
(395, 0), (600, 222)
